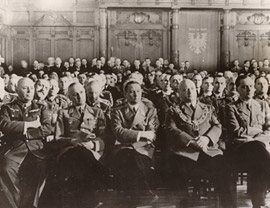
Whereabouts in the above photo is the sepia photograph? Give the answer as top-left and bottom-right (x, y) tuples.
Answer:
(0, 0), (269, 207)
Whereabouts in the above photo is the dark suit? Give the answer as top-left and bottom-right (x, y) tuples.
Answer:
(90, 66), (102, 74)
(146, 90), (177, 150)
(143, 65), (155, 74)
(15, 67), (31, 77)
(112, 65), (125, 74)
(226, 98), (270, 206)
(166, 101), (234, 206)
(130, 66), (145, 76)
(111, 100), (159, 191)
(0, 100), (52, 208)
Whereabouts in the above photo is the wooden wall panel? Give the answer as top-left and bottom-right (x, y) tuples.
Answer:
(13, 38), (29, 66)
(55, 39), (73, 61)
(231, 30), (258, 63)
(230, 11), (270, 65)
(35, 39), (51, 62)
(178, 10), (220, 72)
(76, 39), (95, 60)
(260, 31), (270, 60)
(108, 9), (169, 62)
(114, 38), (137, 62)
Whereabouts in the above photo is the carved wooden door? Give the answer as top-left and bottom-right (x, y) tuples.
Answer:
(178, 10), (220, 72)
(108, 9), (169, 62)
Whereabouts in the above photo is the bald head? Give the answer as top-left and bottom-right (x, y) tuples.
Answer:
(86, 80), (103, 104)
(178, 79), (197, 103)
(17, 78), (35, 103)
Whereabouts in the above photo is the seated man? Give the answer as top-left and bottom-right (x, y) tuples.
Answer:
(85, 80), (114, 151)
(0, 77), (52, 208)
(0, 77), (17, 108)
(34, 79), (50, 106)
(199, 76), (214, 104)
(54, 82), (107, 207)
(111, 79), (159, 203)
(226, 75), (270, 208)
(254, 76), (270, 106)
(46, 79), (70, 125)
(165, 79), (234, 207)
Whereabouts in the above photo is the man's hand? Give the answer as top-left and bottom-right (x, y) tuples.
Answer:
(141, 131), (156, 143)
(189, 140), (201, 149)
(196, 136), (210, 152)
(26, 116), (41, 129)
(240, 135), (254, 142)
(82, 141), (94, 150)
(46, 135), (54, 142)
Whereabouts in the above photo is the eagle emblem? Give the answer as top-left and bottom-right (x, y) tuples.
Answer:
(188, 28), (208, 55)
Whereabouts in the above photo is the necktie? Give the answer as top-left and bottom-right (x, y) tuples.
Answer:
(133, 107), (137, 114)
(79, 107), (84, 115)
(190, 104), (195, 111)
(79, 107), (84, 125)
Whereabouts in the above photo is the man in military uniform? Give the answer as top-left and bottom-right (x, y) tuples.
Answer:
(54, 82), (107, 207)
(0, 77), (52, 208)
(199, 76), (214, 104)
(85, 80), (112, 148)
(225, 75), (270, 208)
(86, 80), (111, 115)
(111, 79), (159, 204)
(254, 76), (270, 106)
(165, 79), (234, 207)
(146, 74), (175, 150)
(34, 79), (50, 105)
(0, 77), (17, 108)
(192, 73), (203, 96)
(46, 79), (70, 125)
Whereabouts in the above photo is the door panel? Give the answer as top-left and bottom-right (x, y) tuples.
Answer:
(178, 10), (220, 72)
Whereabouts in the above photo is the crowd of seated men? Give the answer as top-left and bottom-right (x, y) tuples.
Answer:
(0, 56), (270, 208)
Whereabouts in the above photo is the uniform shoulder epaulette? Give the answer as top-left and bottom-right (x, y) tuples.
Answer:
(99, 98), (111, 106)
(141, 97), (155, 108)
(113, 101), (127, 110)
(114, 98), (126, 107)
(56, 94), (69, 101)
(34, 99), (48, 107)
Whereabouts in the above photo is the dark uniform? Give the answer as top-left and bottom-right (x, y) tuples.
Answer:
(165, 101), (235, 207)
(0, 92), (17, 108)
(146, 90), (178, 150)
(54, 104), (107, 206)
(46, 94), (70, 112)
(87, 98), (113, 148)
(226, 98), (270, 207)
(111, 99), (159, 192)
(0, 100), (52, 208)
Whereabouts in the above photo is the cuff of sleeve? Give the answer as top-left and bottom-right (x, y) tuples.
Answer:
(136, 131), (141, 142)
(205, 136), (212, 146)
(186, 140), (192, 147)
(23, 122), (28, 135)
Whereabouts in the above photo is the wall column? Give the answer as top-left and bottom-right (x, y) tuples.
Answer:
(171, 9), (179, 67)
(99, 8), (107, 58)
(221, 9), (231, 70)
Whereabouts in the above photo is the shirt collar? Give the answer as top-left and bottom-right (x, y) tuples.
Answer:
(128, 102), (141, 112)
(76, 104), (86, 111)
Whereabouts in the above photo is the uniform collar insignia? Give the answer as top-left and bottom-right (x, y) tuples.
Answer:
(29, 109), (40, 113)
